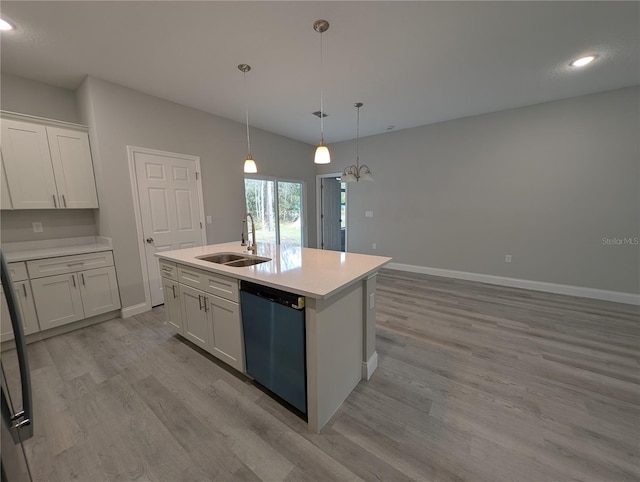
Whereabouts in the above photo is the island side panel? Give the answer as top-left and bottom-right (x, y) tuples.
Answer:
(362, 274), (378, 380)
(305, 281), (363, 433)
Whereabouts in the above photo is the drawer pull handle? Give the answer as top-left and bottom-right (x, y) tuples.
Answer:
(52, 195), (57, 208)
(198, 294), (203, 310)
(172, 285), (176, 299)
(81, 273), (85, 286)
(62, 195), (67, 208)
(204, 297), (209, 312)
(71, 275), (76, 287)
(22, 284), (27, 297)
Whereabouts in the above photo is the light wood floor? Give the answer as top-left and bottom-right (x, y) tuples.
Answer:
(6, 268), (640, 481)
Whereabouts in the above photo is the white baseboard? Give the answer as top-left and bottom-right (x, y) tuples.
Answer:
(120, 302), (150, 318)
(361, 351), (378, 380)
(386, 262), (640, 306)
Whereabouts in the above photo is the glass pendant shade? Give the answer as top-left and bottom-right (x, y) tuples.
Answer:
(243, 156), (257, 173)
(314, 144), (331, 164)
(342, 171), (357, 183)
(361, 168), (374, 182)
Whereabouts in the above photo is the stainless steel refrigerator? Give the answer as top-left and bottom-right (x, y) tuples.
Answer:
(1, 250), (34, 482)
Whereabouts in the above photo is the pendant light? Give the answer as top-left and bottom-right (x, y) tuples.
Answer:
(238, 64), (257, 174)
(313, 19), (331, 164)
(340, 102), (373, 183)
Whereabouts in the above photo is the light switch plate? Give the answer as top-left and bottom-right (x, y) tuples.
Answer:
(32, 222), (43, 233)
(365, 211), (373, 218)
(206, 216), (212, 224)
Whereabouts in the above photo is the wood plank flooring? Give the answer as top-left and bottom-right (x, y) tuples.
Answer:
(4, 268), (639, 481)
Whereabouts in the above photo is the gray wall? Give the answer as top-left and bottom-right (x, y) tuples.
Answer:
(0, 210), (97, 243)
(77, 76), (315, 309)
(318, 87), (639, 294)
(1, 73), (81, 123)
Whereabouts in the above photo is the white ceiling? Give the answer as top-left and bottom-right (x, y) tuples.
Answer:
(1, 1), (638, 144)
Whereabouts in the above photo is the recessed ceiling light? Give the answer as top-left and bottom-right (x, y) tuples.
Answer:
(0, 18), (14, 31)
(570, 55), (598, 67)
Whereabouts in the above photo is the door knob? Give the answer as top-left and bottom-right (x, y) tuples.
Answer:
(146, 237), (154, 243)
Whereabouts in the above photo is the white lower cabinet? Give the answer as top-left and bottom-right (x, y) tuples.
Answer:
(31, 266), (120, 330)
(180, 284), (211, 351)
(30, 273), (85, 329)
(162, 278), (183, 334)
(166, 262), (244, 373)
(79, 267), (120, 317)
(209, 294), (243, 372)
(1, 281), (40, 340)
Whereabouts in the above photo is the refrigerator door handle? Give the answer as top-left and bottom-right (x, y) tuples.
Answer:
(0, 250), (34, 442)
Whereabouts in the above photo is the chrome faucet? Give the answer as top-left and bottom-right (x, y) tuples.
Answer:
(241, 213), (257, 253)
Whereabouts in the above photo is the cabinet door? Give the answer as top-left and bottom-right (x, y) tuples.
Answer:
(209, 295), (244, 372)
(1, 153), (12, 210)
(1, 119), (58, 209)
(179, 284), (211, 351)
(163, 279), (183, 334)
(79, 267), (121, 317)
(31, 273), (84, 330)
(1, 282), (40, 341)
(46, 127), (98, 208)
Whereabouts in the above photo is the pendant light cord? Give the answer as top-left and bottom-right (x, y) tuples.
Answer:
(356, 105), (360, 169)
(243, 70), (251, 156)
(319, 30), (324, 145)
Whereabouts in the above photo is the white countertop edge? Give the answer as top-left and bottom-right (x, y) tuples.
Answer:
(4, 236), (114, 262)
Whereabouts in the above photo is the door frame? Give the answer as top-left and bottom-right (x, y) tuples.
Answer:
(127, 145), (207, 312)
(316, 173), (348, 251)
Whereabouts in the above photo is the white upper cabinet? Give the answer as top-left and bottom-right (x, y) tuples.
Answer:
(1, 153), (12, 210)
(46, 126), (99, 208)
(1, 119), (59, 209)
(0, 118), (99, 210)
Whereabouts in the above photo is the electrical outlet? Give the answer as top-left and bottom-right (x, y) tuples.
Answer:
(32, 222), (43, 233)
(372, 243), (377, 250)
(505, 254), (512, 263)
(206, 216), (212, 224)
(365, 211), (373, 218)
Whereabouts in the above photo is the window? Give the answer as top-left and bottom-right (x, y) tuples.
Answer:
(244, 177), (305, 246)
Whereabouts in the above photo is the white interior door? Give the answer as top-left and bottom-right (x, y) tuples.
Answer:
(134, 150), (204, 307)
(321, 177), (342, 251)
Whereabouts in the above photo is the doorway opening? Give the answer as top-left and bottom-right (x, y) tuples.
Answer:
(317, 173), (347, 252)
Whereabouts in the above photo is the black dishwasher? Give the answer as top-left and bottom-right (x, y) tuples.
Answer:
(240, 281), (307, 415)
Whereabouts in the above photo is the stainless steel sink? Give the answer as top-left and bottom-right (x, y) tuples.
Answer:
(225, 258), (270, 267)
(196, 253), (246, 264)
(196, 252), (271, 267)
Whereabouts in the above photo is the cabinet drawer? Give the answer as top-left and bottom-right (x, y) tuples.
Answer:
(27, 251), (114, 279)
(177, 265), (238, 302)
(204, 272), (238, 302)
(8, 262), (28, 282)
(159, 259), (177, 280)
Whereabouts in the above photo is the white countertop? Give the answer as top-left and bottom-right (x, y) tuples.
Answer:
(156, 241), (391, 299)
(3, 236), (113, 262)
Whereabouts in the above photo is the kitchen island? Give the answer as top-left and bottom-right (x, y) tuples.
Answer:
(156, 241), (391, 432)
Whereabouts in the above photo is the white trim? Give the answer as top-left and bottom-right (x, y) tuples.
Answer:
(387, 262), (640, 306)
(361, 351), (378, 380)
(127, 146), (207, 311)
(0, 110), (89, 130)
(120, 302), (150, 319)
